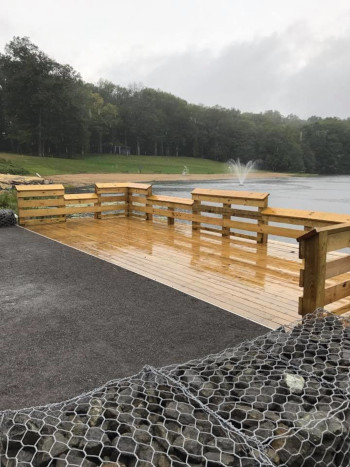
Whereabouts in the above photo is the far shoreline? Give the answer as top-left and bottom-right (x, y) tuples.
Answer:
(48, 171), (291, 187)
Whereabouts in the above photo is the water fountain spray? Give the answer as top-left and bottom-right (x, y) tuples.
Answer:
(228, 159), (255, 186)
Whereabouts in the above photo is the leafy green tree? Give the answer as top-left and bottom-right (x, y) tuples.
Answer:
(87, 91), (118, 153)
(0, 36), (89, 156)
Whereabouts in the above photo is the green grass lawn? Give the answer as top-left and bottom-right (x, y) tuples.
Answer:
(0, 153), (231, 176)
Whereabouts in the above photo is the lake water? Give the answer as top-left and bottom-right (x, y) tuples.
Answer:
(152, 175), (350, 215)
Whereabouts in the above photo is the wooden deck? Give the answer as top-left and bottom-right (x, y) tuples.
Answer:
(16, 182), (350, 329)
(26, 217), (307, 329)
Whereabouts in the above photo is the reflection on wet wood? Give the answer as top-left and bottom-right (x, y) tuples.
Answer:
(27, 218), (350, 330)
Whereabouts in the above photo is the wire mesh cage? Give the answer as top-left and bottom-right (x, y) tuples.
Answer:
(0, 209), (16, 227)
(1, 309), (350, 466)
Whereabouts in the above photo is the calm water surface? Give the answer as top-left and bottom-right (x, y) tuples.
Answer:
(152, 175), (350, 215)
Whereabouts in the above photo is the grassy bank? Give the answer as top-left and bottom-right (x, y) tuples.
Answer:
(0, 153), (231, 176)
(0, 190), (17, 212)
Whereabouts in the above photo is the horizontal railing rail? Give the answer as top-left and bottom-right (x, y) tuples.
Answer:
(145, 195), (194, 225)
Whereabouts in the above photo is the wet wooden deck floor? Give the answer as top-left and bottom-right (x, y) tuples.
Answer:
(26, 217), (308, 329)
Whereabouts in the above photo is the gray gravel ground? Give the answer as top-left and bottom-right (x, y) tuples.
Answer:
(0, 226), (267, 410)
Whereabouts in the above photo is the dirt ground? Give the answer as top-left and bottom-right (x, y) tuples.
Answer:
(0, 174), (49, 189)
(0, 171), (290, 189)
(48, 171), (290, 186)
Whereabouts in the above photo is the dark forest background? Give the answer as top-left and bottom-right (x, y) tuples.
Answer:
(1, 37), (350, 174)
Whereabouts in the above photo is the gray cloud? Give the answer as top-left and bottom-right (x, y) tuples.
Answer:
(281, 36), (350, 118)
(103, 24), (350, 119)
(0, 18), (13, 46)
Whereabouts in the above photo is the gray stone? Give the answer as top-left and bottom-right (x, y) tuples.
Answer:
(134, 428), (151, 444)
(178, 413), (195, 425)
(214, 436), (235, 452)
(295, 411), (345, 444)
(8, 423), (26, 441)
(284, 373), (305, 395)
(220, 452), (238, 466)
(184, 439), (202, 456)
(88, 398), (104, 426)
(198, 382), (216, 398)
(16, 449), (35, 463)
(182, 426), (199, 440)
(50, 433), (70, 458)
(203, 448), (221, 463)
(33, 450), (51, 466)
(82, 426), (110, 456)
(152, 453), (171, 467)
(181, 369), (205, 389)
(55, 450), (86, 466)
(172, 434), (184, 447)
(116, 436), (137, 455)
(71, 420), (88, 437)
(163, 401), (192, 419)
(136, 443), (154, 462)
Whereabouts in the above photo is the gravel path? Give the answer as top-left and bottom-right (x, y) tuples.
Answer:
(0, 226), (267, 410)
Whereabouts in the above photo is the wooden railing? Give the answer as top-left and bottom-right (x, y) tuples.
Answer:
(16, 183), (151, 225)
(16, 183), (350, 241)
(95, 183), (152, 220)
(298, 224), (350, 316)
(16, 183), (350, 318)
(191, 189), (269, 243)
(145, 195), (194, 225)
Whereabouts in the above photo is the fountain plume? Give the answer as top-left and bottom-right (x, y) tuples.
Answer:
(228, 159), (255, 186)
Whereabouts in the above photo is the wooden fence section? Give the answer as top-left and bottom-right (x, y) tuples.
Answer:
(126, 183), (152, 220)
(95, 183), (151, 220)
(298, 223), (350, 316)
(16, 184), (66, 226)
(192, 188), (269, 243)
(16, 183), (152, 225)
(145, 195), (194, 225)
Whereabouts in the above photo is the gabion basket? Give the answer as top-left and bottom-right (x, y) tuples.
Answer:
(0, 209), (16, 227)
(1, 309), (350, 466)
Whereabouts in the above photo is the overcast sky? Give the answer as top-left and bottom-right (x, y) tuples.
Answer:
(1, 0), (350, 119)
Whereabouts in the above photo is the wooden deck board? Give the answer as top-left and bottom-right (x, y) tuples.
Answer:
(26, 217), (350, 329)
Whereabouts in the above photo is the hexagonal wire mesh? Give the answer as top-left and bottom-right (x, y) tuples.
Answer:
(0, 209), (16, 227)
(1, 309), (350, 466)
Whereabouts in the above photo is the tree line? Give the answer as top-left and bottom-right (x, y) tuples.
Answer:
(1, 36), (350, 174)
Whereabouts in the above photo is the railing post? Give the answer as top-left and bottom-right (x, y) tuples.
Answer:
(222, 202), (230, 237)
(94, 184), (101, 219)
(192, 199), (200, 231)
(125, 187), (130, 217)
(145, 186), (153, 221)
(298, 230), (328, 316)
(168, 207), (175, 225)
(257, 197), (269, 244)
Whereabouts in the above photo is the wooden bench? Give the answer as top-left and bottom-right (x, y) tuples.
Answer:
(64, 193), (98, 204)
(259, 207), (350, 241)
(261, 207), (350, 228)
